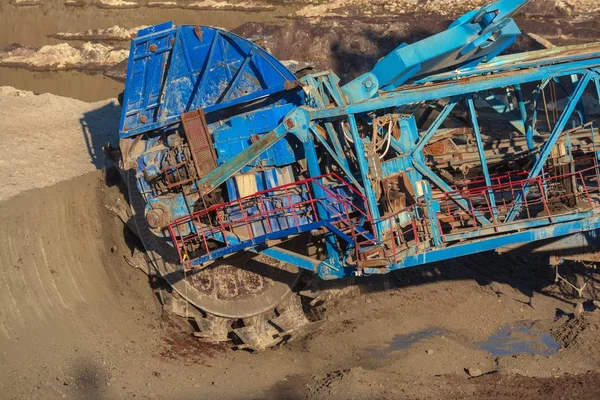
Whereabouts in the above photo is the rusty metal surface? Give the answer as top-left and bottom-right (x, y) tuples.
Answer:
(184, 253), (302, 317)
(424, 138), (460, 156)
(181, 109), (217, 178)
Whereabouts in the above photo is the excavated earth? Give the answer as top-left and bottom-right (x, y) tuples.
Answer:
(3, 2), (600, 399)
(2, 152), (600, 399)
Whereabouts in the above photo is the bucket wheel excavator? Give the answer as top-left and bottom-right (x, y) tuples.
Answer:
(117, 1), (600, 350)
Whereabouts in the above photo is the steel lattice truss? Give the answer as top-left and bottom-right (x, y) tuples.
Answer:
(119, 0), (600, 280)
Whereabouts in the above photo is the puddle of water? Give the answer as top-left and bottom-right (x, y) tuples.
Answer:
(0, 0), (296, 48)
(1, 0), (296, 101)
(479, 321), (559, 357)
(366, 327), (446, 360)
(365, 321), (559, 362)
(389, 327), (446, 351)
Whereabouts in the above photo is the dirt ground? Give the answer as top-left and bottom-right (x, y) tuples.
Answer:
(3, 1), (600, 399)
(2, 90), (600, 400)
(0, 87), (119, 201)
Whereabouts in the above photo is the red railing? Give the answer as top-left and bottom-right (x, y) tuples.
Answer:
(434, 163), (600, 232)
(166, 162), (600, 266)
(375, 162), (600, 263)
(166, 173), (375, 264)
(381, 210), (421, 263)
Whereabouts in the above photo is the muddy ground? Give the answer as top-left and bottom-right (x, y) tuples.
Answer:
(3, 1), (600, 399)
(2, 161), (600, 399)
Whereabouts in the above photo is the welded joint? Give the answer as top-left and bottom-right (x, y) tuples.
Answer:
(283, 107), (311, 143)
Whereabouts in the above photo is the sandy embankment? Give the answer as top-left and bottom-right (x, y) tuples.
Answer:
(0, 87), (120, 202)
(0, 42), (128, 71)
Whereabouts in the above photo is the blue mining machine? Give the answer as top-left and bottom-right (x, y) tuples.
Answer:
(117, 0), (600, 349)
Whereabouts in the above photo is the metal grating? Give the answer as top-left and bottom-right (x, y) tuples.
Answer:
(180, 109), (217, 177)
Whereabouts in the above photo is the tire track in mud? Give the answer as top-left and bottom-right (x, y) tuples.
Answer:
(0, 171), (161, 382)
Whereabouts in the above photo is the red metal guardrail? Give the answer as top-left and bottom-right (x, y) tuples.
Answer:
(378, 161), (600, 263)
(166, 173), (375, 264)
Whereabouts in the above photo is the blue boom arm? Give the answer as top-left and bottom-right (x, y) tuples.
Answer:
(342, 0), (528, 102)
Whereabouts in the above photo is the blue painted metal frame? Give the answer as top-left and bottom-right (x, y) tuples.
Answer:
(120, 0), (600, 280)
(467, 97), (498, 221)
(364, 215), (600, 274)
(119, 24), (303, 138)
(504, 72), (593, 222)
(200, 53), (600, 278)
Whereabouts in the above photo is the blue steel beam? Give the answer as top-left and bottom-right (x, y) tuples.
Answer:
(412, 100), (458, 155)
(514, 85), (533, 149)
(482, 91), (526, 135)
(419, 180), (443, 247)
(364, 214), (600, 274)
(341, 0), (527, 102)
(527, 78), (551, 152)
(347, 114), (383, 238)
(197, 124), (289, 196)
(415, 42), (600, 84)
(310, 125), (363, 192)
(413, 159), (492, 226)
(443, 211), (594, 243)
(467, 97), (498, 221)
(190, 223), (326, 265)
(570, 74), (588, 125)
(310, 60), (600, 121)
(551, 76), (587, 127)
(219, 49), (255, 102)
(302, 74), (353, 175)
(303, 136), (343, 263)
(193, 222), (321, 272)
(400, 103), (494, 228)
(188, 30), (220, 110)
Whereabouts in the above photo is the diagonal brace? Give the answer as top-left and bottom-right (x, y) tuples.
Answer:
(505, 72), (592, 222)
(310, 125), (363, 192)
(197, 124), (288, 196)
(467, 97), (498, 221)
(413, 159), (492, 226)
(413, 100), (458, 156)
(482, 91), (526, 135)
